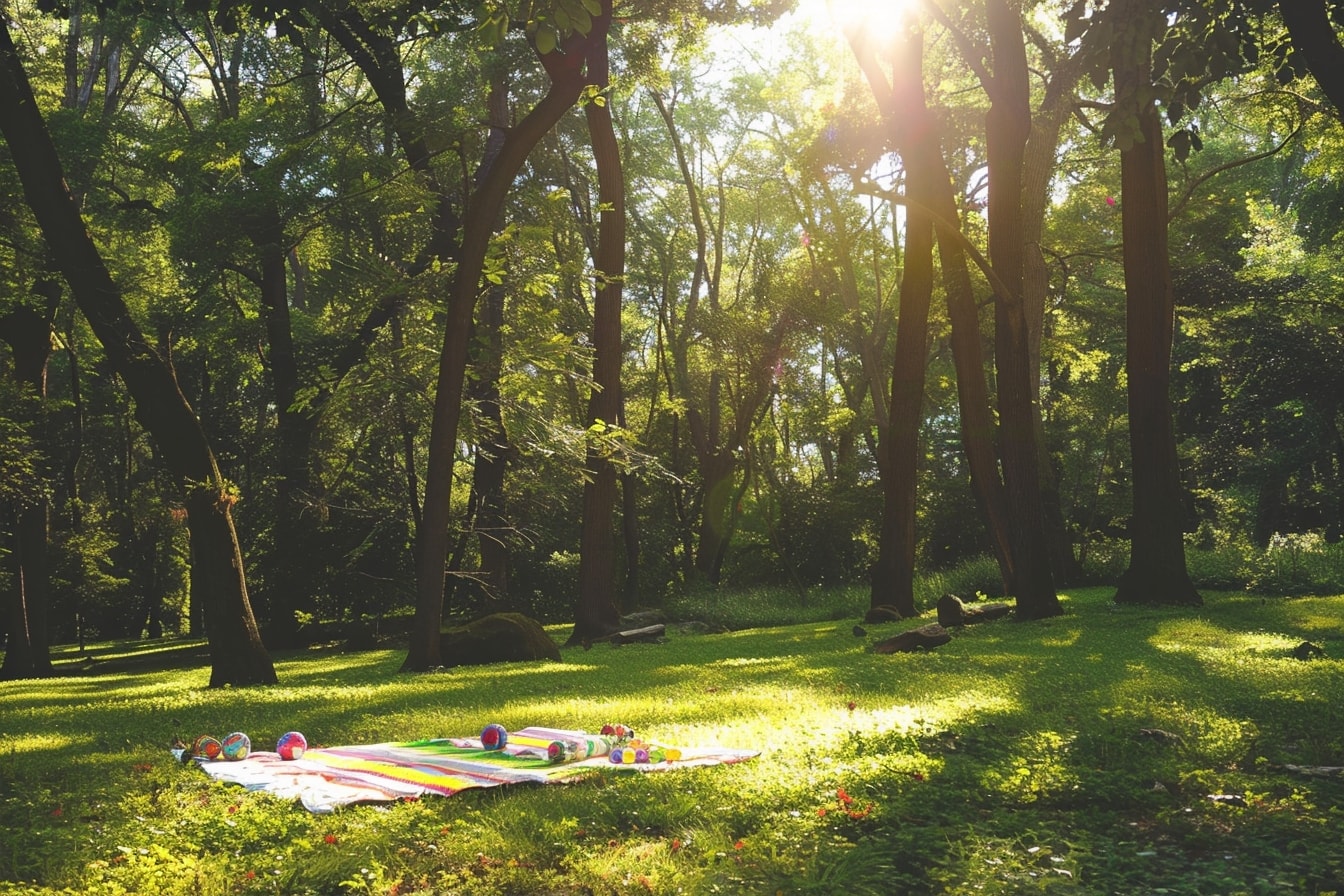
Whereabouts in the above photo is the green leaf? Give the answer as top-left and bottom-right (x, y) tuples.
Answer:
(535, 23), (558, 54)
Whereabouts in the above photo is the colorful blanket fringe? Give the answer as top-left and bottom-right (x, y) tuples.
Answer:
(190, 726), (757, 813)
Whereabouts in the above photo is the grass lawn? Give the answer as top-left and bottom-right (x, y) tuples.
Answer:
(2, 587), (1344, 895)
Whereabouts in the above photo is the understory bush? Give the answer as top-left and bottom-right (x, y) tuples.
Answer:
(1081, 530), (1344, 596)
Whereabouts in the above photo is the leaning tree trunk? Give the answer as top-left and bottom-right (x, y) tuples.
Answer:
(1110, 3), (1201, 607)
(0, 21), (277, 686)
(403, 33), (594, 672)
(570, 0), (626, 646)
(1278, 1), (1344, 118)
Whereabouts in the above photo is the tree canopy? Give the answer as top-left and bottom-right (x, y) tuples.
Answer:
(3, 0), (1344, 682)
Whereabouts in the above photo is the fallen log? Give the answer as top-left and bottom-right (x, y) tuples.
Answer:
(937, 594), (1012, 627)
(873, 623), (950, 654)
(608, 624), (666, 646)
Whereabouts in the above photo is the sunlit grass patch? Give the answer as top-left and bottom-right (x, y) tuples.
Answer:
(5, 587), (1344, 894)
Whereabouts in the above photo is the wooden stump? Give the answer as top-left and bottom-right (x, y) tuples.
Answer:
(936, 594), (1012, 627)
(873, 623), (950, 654)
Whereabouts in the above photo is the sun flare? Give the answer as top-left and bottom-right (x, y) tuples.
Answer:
(820, 0), (920, 41)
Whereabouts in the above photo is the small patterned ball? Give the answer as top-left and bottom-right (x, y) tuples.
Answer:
(276, 731), (307, 760)
(191, 735), (222, 760)
(221, 731), (251, 761)
(480, 723), (509, 750)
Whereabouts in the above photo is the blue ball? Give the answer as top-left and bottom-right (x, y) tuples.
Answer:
(221, 731), (251, 761)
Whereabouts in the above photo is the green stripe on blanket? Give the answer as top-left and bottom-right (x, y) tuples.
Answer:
(191, 726), (757, 813)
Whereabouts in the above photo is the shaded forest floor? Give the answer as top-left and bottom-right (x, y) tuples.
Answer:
(3, 587), (1344, 895)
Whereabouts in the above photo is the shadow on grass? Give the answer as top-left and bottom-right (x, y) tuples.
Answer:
(3, 588), (1344, 894)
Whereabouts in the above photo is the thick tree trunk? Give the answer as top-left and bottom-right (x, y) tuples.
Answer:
(984, 0), (1061, 619)
(868, 20), (934, 620)
(0, 22), (276, 685)
(1110, 2), (1202, 607)
(571, 1), (626, 645)
(252, 205), (318, 649)
(0, 295), (55, 681)
(403, 36), (593, 671)
(1023, 57), (1086, 586)
(848, 15), (1015, 608)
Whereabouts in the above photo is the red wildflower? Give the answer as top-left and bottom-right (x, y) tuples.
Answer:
(50, 806), (63, 818)
(244, 870), (256, 881)
(324, 834), (338, 845)
(670, 838), (682, 852)
(837, 787), (853, 805)
(734, 839), (746, 850)
(817, 807), (827, 817)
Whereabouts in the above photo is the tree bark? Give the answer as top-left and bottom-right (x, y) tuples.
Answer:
(848, 13), (1016, 605)
(403, 32), (593, 671)
(0, 20), (277, 686)
(865, 19), (935, 619)
(468, 282), (514, 611)
(571, 0), (627, 645)
(0, 293), (56, 681)
(1278, 0), (1344, 118)
(983, 0), (1061, 619)
(1022, 49), (1087, 586)
(1110, 3), (1202, 607)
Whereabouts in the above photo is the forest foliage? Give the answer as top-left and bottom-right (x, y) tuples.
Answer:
(2, 0), (1344, 678)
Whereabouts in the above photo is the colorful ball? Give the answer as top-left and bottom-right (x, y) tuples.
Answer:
(276, 731), (307, 760)
(191, 734), (222, 760)
(480, 723), (508, 750)
(221, 731), (251, 761)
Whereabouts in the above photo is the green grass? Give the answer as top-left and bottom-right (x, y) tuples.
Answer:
(4, 588), (1344, 895)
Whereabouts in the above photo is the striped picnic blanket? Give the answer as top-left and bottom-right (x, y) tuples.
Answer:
(192, 726), (757, 813)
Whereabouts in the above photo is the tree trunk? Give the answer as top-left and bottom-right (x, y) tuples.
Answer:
(0, 294), (56, 681)
(0, 21), (277, 685)
(847, 15), (1015, 597)
(1110, 1), (1202, 607)
(251, 204), (319, 649)
(984, 0), (1061, 619)
(1278, 1), (1344, 118)
(469, 283), (514, 611)
(403, 33), (593, 671)
(1022, 53), (1086, 586)
(867, 20), (935, 620)
(571, 1), (626, 645)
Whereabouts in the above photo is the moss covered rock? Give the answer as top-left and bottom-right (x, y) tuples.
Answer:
(439, 613), (562, 667)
